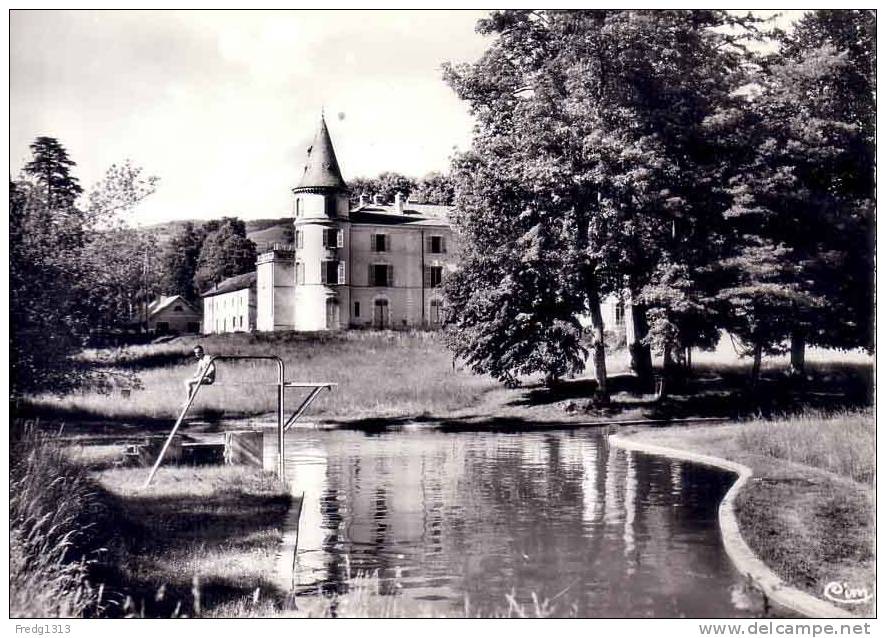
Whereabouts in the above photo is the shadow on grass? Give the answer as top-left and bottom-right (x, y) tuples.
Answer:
(82, 484), (291, 617)
(11, 401), (246, 439)
(324, 360), (872, 434)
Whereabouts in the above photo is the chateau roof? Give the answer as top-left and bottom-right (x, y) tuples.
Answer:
(295, 115), (347, 191)
(347, 202), (451, 227)
(201, 272), (257, 297)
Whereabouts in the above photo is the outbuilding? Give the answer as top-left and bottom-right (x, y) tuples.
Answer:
(201, 272), (257, 334)
(146, 295), (202, 334)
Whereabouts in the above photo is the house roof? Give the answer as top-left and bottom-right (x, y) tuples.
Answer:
(201, 272), (257, 297)
(148, 295), (199, 317)
(348, 204), (452, 227)
(294, 115), (348, 192)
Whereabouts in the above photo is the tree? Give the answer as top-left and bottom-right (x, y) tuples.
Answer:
(781, 10), (875, 369)
(10, 178), (87, 395)
(11, 143), (160, 396)
(194, 218), (257, 292)
(443, 10), (751, 398)
(24, 137), (84, 213)
(349, 172), (417, 205)
(159, 222), (204, 301)
(714, 10), (875, 377)
(412, 172), (455, 205)
(443, 153), (588, 387)
(82, 160), (161, 334)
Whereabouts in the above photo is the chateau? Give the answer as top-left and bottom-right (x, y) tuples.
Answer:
(202, 117), (455, 333)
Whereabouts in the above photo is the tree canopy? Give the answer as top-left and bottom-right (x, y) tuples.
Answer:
(441, 9), (874, 391)
(194, 218), (258, 293)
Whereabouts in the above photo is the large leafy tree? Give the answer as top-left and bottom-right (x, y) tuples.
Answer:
(159, 221), (204, 301)
(83, 160), (161, 333)
(412, 172), (455, 205)
(443, 10), (749, 397)
(349, 172), (417, 205)
(714, 9), (875, 378)
(11, 141), (159, 395)
(193, 217), (257, 292)
(10, 177), (86, 395)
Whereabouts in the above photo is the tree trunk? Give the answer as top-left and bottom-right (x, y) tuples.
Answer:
(587, 286), (610, 405)
(750, 342), (763, 389)
(790, 328), (806, 377)
(658, 344), (675, 400)
(628, 301), (654, 390)
(685, 346), (692, 374)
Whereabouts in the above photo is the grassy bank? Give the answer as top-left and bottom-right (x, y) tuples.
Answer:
(27, 331), (497, 423)
(617, 410), (875, 617)
(11, 426), (292, 618)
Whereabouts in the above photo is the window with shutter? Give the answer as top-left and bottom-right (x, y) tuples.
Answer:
(430, 266), (443, 287)
(338, 261), (346, 285)
(368, 263), (375, 286)
(424, 266), (431, 287)
(337, 230), (344, 248)
(322, 229), (329, 247)
(430, 235), (443, 254)
(321, 261), (328, 284)
(387, 265), (394, 287)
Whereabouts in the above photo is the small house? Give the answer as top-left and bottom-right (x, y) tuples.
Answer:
(147, 295), (202, 334)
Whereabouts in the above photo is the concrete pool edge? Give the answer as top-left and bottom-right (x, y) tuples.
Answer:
(272, 484), (304, 596)
(608, 433), (857, 620)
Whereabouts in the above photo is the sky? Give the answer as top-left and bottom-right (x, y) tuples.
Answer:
(10, 10), (490, 225)
(10, 9), (804, 226)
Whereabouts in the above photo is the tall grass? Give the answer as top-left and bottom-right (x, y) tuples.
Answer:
(736, 409), (874, 484)
(31, 331), (497, 422)
(9, 424), (110, 617)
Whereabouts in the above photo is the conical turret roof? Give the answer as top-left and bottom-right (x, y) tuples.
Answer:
(295, 115), (347, 191)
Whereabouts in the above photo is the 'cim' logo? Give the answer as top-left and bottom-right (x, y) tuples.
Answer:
(823, 582), (873, 605)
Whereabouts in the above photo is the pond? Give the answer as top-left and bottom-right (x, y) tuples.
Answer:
(282, 426), (763, 617)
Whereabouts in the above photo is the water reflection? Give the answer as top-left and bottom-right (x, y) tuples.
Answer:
(283, 428), (757, 618)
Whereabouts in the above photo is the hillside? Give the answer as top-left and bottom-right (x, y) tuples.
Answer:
(140, 217), (291, 249)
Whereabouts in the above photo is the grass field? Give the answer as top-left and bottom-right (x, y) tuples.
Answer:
(24, 331), (872, 429)
(620, 409), (875, 617)
(10, 424), (292, 618)
(91, 463), (291, 617)
(29, 331), (498, 423)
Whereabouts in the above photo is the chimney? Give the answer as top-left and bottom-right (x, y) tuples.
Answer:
(394, 191), (403, 213)
(373, 192), (381, 206)
(359, 192), (366, 208)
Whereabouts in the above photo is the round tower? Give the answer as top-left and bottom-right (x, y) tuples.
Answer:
(291, 115), (350, 331)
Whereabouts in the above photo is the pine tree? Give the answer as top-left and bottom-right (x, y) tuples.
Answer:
(23, 136), (84, 211)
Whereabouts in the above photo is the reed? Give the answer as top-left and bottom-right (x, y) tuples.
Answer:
(9, 424), (109, 617)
